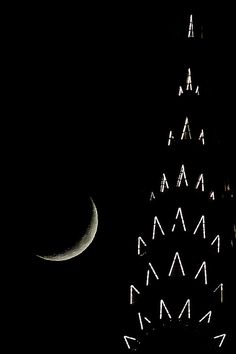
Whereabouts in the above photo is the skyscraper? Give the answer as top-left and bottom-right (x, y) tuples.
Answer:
(122, 12), (235, 354)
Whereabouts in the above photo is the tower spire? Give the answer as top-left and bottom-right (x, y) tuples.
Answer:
(188, 14), (194, 38)
(186, 68), (192, 90)
(122, 12), (234, 353)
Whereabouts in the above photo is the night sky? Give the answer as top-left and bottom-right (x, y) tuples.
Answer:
(10, 3), (236, 353)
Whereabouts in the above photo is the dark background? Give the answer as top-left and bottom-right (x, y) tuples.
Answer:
(9, 3), (235, 353)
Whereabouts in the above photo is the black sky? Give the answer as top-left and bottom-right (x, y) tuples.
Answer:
(10, 3), (236, 353)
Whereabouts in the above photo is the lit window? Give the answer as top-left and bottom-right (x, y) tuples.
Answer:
(209, 191), (215, 200)
(123, 336), (137, 349)
(168, 252), (185, 276)
(195, 173), (204, 191)
(177, 164), (188, 187)
(130, 285), (140, 305)
(168, 130), (174, 146)
(149, 191), (156, 201)
(178, 86), (183, 96)
(178, 299), (191, 319)
(181, 117), (192, 140)
(160, 173), (169, 192)
(153, 216), (165, 239)
(198, 129), (205, 145)
(194, 261), (208, 285)
(199, 310), (212, 323)
(137, 236), (147, 256)
(193, 215), (206, 238)
(188, 14), (194, 38)
(213, 334), (226, 348)
(224, 182), (231, 192)
(186, 68), (192, 91)
(138, 312), (151, 330)
(160, 299), (172, 319)
(211, 235), (220, 253)
(213, 283), (223, 303)
(146, 262), (159, 286)
(172, 207), (187, 232)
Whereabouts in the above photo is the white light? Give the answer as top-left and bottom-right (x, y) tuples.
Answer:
(177, 164), (188, 187)
(160, 299), (172, 319)
(194, 261), (208, 285)
(168, 252), (185, 277)
(160, 173), (169, 192)
(178, 86), (183, 96)
(213, 283), (223, 303)
(188, 14), (194, 38)
(224, 182), (231, 192)
(178, 299), (191, 319)
(137, 236), (147, 256)
(213, 333), (226, 348)
(199, 129), (205, 145)
(181, 117), (192, 140)
(193, 215), (206, 239)
(138, 312), (144, 330)
(172, 207), (186, 232)
(149, 191), (156, 201)
(146, 262), (159, 286)
(168, 130), (174, 146)
(195, 173), (204, 191)
(124, 336), (137, 349)
(130, 285), (140, 305)
(186, 68), (192, 91)
(209, 191), (215, 200)
(138, 312), (151, 330)
(199, 310), (212, 323)
(211, 235), (220, 253)
(146, 270), (150, 286)
(152, 216), (165, 239)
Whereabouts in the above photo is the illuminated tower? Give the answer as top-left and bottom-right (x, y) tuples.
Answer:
(122, 13), (235, 353)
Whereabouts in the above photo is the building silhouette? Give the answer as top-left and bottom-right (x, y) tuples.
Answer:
(122, 12), (235, 354)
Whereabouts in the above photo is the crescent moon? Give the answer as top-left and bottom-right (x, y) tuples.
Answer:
(36, 197), (98, 261)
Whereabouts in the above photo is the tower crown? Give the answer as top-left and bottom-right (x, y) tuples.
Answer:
(122, 11), (235, 353)
(188, 14), (194, 38)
